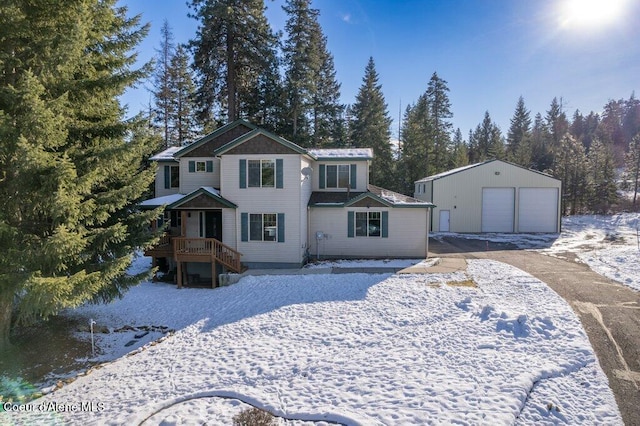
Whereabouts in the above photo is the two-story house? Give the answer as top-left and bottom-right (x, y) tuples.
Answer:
(141, 120), (433, 287)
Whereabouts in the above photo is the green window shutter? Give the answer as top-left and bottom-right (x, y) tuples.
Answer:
(319, 164), (326, 189)
(277, 213), (285, 243)
(239, 159), (247, 188)
(347, 211), (354, 238)
(206, 160), (213, 172)
(164, 165), (170, 189)
(241, 213), (248, 242)
(276, 159), (284, 188)
(350, 164), (357, 189)
(382, 211), (389, 238)
(188, 161), (195, 173)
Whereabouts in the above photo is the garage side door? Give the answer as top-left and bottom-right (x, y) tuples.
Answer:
(518, 188), (559, 232)
(482, 188), (515, 232)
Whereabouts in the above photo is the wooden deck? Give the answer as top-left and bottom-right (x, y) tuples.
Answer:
(144, 234), (243, 288)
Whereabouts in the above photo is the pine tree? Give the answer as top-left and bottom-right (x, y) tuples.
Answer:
(425, 72), (453, 173)
(152, 20), (176, 149)
(622, 93), (640, 150)
(531, 112), (553, 171)
(0, 0), (159, 350)
(398, 96), (431, 193)
(506, 96), (531, 161)
(552, 135), (589, 215)
(546, 97), (569, 151)
(598, 99), (626, 164)
(189, 0), (279, 123)
(168, 45), (199, 145)
(451, 128), (469, 167)
(350, 57), (394, 189)
(469, 111), (504, 161)
(623, 134), (640, 207)
(282, 0), (342, 146)
(587, 139), (618, 213)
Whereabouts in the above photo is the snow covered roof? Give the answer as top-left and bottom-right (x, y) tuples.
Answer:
(139, 193), (185, 208)
(307, 148), (373, 160)
(309, 185), (434, 208)
(414, 159), (557, 183)
(149, 146), (181, 161)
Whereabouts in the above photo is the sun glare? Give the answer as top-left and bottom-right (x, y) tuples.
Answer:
(560, 0), (627, 29)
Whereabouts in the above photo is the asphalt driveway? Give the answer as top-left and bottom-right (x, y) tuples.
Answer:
(429, 236), (640, 426)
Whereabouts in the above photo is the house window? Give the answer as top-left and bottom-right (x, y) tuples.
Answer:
(355, 211), (381, 237)
(170, 166), (179, 188)
(248, 160), (275, 188)
(326, 164), (350, 188)
(196, 161), (206, 172)
(249, 213), (277, 242)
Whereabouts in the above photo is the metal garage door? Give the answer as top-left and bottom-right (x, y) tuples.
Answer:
(518, 188), (559, 232)
(482, 188), (515, 232)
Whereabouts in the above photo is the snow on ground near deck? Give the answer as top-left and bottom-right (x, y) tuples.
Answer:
(6, 260), (620, 425)
(433, 212), (640, 291)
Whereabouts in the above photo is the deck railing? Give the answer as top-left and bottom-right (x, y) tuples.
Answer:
(172, 237), (243, 272)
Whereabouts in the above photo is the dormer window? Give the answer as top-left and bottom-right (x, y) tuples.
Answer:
(326, 165), (350, 188)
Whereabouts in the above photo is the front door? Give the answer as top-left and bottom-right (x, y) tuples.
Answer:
(439, 210), (450, 232)
(203, 211), (223, 240)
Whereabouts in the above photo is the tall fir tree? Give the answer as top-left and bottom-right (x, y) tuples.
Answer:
(552, 135), (589, 215)
(598, 98), (626, 164)
(451, 128), (469, 168)
(425, 72), (453, 173)
(623, 134), (640, 207)
(282, 0), (342, 146)
(399, 96), (431, 194)
(0, 0), (159, 350)
(350, 57), (394, 189)
(506, 96), (531, 162)
(469, 111), (504, 161)
(152, 20), (176, 149)
(189, 0), (279, 124)
(168, 45), (199, 145)
(531, 112), (553, 171)
(587, 138), (618, 213)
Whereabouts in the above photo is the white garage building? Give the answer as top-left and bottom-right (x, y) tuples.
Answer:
(414, 159), (561, 233)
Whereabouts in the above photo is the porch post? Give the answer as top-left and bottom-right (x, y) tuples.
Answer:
(212, 259), (218, 289)
(181, 210), (187, 236)
(177, 261), (182, 289)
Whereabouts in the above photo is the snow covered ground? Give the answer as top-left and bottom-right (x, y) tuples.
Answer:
(3, 258), (621, 425)
(4, 213), (637, 424)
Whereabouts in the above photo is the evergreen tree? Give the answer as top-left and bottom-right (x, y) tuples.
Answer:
(587, 138), (618, 213)
(0, 0), (159, 350)
(152, 20), (176, 148)
(469, 111), (504, 161)
(622, 93), (640, 149)
(531, 112), (553, 171)
(350, 57), (394, 189)
(189, 0), (279, 123)
(425, 72), (453, 173)
(168, 45), (199, 145)
(552, 135), (589, 215)
(399, 96), (431, 193)
(506, 96), (531, 161)
(282, 0), (342, 146)
(451, 128), (469, 167)
(545, 97), (569, 151)
(623, 134), (640, 207)
(598, 99), (625, 164)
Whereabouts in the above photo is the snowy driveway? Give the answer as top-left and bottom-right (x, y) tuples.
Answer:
(429, 235), (640, 426)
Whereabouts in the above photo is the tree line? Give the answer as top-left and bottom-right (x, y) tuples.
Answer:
(152, 0), (640, 212)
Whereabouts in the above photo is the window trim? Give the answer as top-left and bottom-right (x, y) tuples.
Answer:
(248, 159), (276, 188)
(248, 213), (278, 242)
(169, 165), (180, 188)
(325, 164), (351, 189)
(354, 211), (382, 238)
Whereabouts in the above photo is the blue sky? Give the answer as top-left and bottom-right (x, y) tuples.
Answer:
(120, 0), (640, 139)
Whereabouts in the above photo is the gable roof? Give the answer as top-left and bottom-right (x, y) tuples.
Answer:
(149, 146), (182, 162)
(174, 119), (258, 158)
(168, 187), (237, 209)
(214, 128), (308, 156)
(414, 159), (558, 183)
(309, 185), (434, 208)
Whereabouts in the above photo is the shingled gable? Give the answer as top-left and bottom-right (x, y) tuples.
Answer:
(174, 119), (257, 158)
(214, 128), (308, 156)
(167, 187), (237, 210)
